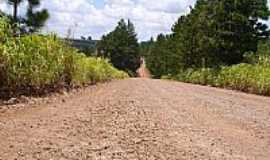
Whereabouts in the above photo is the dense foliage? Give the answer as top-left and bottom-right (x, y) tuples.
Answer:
(97, 19), (141, 75)
(146, 34), (183, 78)
(0, 17), (127, 98)
(146, 0), (270, 95)
(162, 41), (270, 95)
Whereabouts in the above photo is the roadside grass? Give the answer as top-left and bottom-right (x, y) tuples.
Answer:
(164, 62), (270, 96)
(0, 17), (128, 98)
(162, 40), (270, 96)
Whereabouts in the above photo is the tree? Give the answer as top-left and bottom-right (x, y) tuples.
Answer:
(139, 37), (154, 57)
(146, 0), (270, 78)
(97, 19), (140, 75)
(87, 36), (92, 41)
(146, 34), (183, 78)
(7, 0), (22, 21)
(172, 0), (270, 68)
(25, 0), (49, 33)
(5, 0), (49, 33)
(81, 36), (86, 40)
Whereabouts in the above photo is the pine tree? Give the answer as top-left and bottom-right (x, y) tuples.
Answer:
(25, 0), (49, 33)
(146, 0), (270, 78)
(172, 0), (270, 67)
(5, 0), (49, 33)
(7, 0), (22, 21)
(145, 34), (183, 78)
(97, 19), (140, 75)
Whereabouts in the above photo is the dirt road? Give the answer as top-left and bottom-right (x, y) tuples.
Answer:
(0, 78), (270, 160)
(137, 58), (151, 78)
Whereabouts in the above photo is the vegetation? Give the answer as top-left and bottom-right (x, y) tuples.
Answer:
(97, 19), (141, 76)
(162, 41), (270, 95)
(146, 0), (270, 96)
(2, 0), (270, 97)
(139, 37), (154, 57)
(0, 17), (127, 98)
(4, 0), (49, 33)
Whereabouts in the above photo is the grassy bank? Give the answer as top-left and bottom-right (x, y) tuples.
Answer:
(165, 61), (270, 96)
(161, 39), (270, 96)
(0, 17), (127, 98)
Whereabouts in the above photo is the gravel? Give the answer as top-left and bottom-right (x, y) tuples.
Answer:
(0, 78), (269, 160)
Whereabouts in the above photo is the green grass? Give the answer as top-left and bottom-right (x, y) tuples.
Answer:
(166, 62), (270, 96)
(162, 40), (270, 96)
(0, 17), (128, 98)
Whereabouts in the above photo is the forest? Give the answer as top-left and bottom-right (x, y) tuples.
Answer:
(144, 0), (270, 95)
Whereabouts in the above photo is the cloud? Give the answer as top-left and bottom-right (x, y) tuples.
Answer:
(137, 0), (195, 14)
(39, 0), (196, 41)
(0, 0), (196, 40)
(6, 0), (270, 41)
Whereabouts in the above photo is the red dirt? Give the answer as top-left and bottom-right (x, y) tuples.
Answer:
(0, 78), (270, 159)
(137, 58), (151, 78)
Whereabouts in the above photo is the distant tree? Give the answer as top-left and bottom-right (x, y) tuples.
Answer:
(146, 34), (182, 78)
(87, 36), (92, 41)
(139, 37), (154, 57)
(97, 19), (140, 75)
(81, 36), (86, 40)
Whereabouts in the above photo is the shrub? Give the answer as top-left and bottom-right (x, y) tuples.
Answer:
(216, 64), (270, 95)
(0, 17), (127, 98)
(0, 35), (67, 90)
(170, 61), (270, 96)
(0, 17), (12, 42)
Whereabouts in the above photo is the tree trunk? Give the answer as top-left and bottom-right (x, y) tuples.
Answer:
(13, 2), (18, 21)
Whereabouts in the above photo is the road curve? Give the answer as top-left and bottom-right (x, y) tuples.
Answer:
(0, 78), (270, 160)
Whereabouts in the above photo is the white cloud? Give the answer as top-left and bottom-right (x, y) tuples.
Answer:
(0, 0), (196, 40)
(2, 0), (270, 41)
(137, 0), (194, 14)
(39, 0), (196, 40)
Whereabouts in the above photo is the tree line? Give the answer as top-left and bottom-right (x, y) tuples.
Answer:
(96, 0), (270, 78)
(145, 0), (270, 78)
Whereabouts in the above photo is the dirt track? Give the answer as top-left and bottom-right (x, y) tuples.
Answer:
(0, 78), (270, 160)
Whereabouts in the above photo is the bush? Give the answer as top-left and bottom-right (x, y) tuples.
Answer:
(170, 61), (270, 96)
(216, 64), (270, 95)
(168, 68), (218, 86)
(0, 35), (67, 90)
(71, 55), (127, 85)
(0, 17), (128, 98)
(0, 17), (12, 42)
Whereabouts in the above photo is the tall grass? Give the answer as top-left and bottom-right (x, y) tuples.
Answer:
(0, 17), (127, 98)
(167, 62), (270, 96)
(163, 39), (270, 96)
(216, 63), (270, 95)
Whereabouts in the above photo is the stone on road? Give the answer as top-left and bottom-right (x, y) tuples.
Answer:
(0, 78), (270, 160)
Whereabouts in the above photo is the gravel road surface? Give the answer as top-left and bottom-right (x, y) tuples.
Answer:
(0, 78), (269, 160)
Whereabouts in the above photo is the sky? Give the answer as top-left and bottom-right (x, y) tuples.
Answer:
(0, 0), (269, 41)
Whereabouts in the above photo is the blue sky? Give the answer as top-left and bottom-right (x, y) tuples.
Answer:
(1, 0), (269, 41)
(94, 0), (105, 9)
